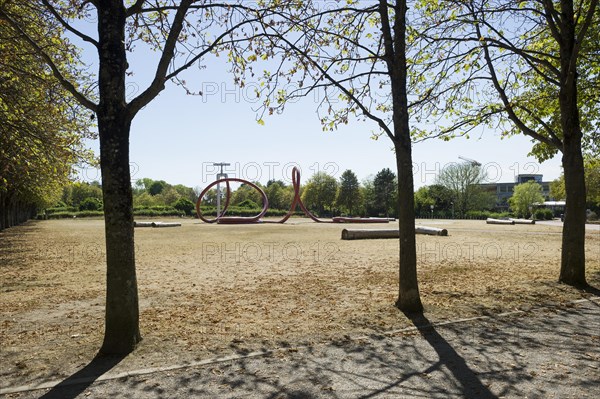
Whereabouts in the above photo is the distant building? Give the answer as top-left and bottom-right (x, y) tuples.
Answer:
(479, 174), (555, 211)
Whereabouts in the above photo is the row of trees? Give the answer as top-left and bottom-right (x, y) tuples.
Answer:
(59, 161), (597, 221)
(56, 158), (600, 220)
(301, 168), (398, 217)
(53, 169), (399, 218)
(0, 2), (93, 230)
(2, 0), (596, 354)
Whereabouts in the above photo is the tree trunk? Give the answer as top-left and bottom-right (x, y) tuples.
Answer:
(97, 3), (141, 355)
(559, 126), (587, 286)
(557, 0), (587, 287)
(394, 140), (423, 312)
(0, 191), (6, 230)
(388, 0), (423, 313)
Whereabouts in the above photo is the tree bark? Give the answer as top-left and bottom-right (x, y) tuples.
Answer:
(97, 2), (141, 354)
(557, 0), (587, 287)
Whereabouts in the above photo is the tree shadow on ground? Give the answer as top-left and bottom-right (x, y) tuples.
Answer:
(581, 283), (600, 297)
(403, 311), (498, 399)
(38, 354), (126, 399)
(28, 300), (600, 398)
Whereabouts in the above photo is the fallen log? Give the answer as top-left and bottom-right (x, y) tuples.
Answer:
(341, 226), (447, 240)
(509, 218), (535, 225)
(416, 226), (448, 236)
(151, 222), (181, 228)
(134, 221), (153, 227)
(342, 229), (397, 240)
(332, 217), (390, 223)
(486, 218), (515, 225)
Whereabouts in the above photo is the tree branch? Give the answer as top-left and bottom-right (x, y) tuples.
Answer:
(127, 0), (194, 117)
(126, 0), (146, 16)
(41, 0), (98, 47)
(540, 0), (562, 42)
(573, 0), (598, 67)
(263, 30), (394, 140)
(378, 0), (394, 68)
(164, 16), (263, 81)
(479, 35), (562, 149)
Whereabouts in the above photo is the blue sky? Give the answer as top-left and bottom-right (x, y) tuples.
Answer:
(73, 15), (563, 190)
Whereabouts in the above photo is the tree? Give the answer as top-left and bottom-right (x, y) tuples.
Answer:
(172, 184), (197, 203)
(1, 0), (266, 354)
(428, 184), (454, 215)
(148, 180), (167, 196)
(198, 188), (218, 208)
(418, 0), (599, 286)
(79, 197), (103, 211)
(584, 158), (600, 210)
(0, 1), (93, 229)
(373, 168), (397, 218)
(173, 198), (195, 216)
(69, 182), (103, 207)
(231, 183), (264, 207)
(301, 172), (338, 216)
(336, 170), (362, 216)
(265, 180), (287, 210)
(156, 186), (180, 206)
(245, 1), (427, 311)
(435, 162), (493, 217)
(551, 157), (600, 211)
(361, 177), (378, 217)
(414, 186), (434, 217)
(509, 181), (545, 218)
(550, 177), (566, 201)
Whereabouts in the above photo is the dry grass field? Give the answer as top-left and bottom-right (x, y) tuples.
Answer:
(1, 218), (599, 387)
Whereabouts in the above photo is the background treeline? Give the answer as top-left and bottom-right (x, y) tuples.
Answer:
(40, 160), (600, 221)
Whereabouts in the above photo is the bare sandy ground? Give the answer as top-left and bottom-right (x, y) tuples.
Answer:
(1, 218), (598, 387)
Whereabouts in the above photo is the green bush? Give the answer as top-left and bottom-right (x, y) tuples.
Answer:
(490, 212), (512, 219)
(533, 209), (554, 220)
(79, 197), (103, 211)
(45, 206), (77, 214)
(196, 206), (298, 218)
(133, 205), (175, 212)
(133, 208), (185, 217)
(45, 208), (186, 218)
(464, 211), (513, 220)
(77, 211), (105, 218)
(173, 198), (195, 216)
(237, 199), (259, 209)
(47, 211), (104, 219)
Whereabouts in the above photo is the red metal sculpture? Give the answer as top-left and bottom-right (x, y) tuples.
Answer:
(196, 167), (391, 224)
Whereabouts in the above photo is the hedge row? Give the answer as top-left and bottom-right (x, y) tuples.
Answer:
(45, 206), (79, 214)
(41, 209), (186, 219)
(198, 207), (300, 217)
(41, 211), (104, 219)
(464, 211), (513, 220)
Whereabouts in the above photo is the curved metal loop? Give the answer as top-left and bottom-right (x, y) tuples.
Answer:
(196, 167), (391, 224)
(195, 178), (268, 224)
